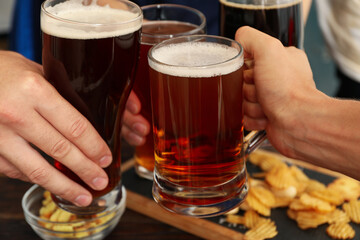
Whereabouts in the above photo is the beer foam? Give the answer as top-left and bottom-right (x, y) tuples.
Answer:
(41, 0), (142, 39)
(219, 0), (302, 10)
(149, 42), (243, 78)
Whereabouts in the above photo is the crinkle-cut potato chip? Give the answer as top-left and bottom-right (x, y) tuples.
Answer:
(265, 165), (298, 190)
(244, 210), (263, 229)
(246, 189), (271, 216)
(259, 155), (287, 172)
(309, 188), (344, 206)
(304, 179), (327, 193)
(295, 210), (329, 230)
(273, 196), (293, 208)
(244, 218), (277, 240)
(249, 186), (276, 208)
(249, 178), (268, 188)
(248, 151), (273, 166)
(271, 186), (297, 199)
(299, 193), (335, 213)
(326, 222), (355, 239)
(225, 207), (239, 215)
(239, 200), (251, 211)
(226, 214), (245, 225)
(327, 209), (350, 224)
(289, 199), (313, 211)
(328, 177), (360, 201)
(286, 208), (297, 220)
(343, 199), (360, 223)
(289, 165), (310, 183)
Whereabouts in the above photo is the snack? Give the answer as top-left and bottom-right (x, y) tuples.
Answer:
(38, 191), (116, 238)
(326, 222), (355, 239)
(224, 150), (360, 239)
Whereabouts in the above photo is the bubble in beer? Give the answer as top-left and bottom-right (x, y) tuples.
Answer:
(149, 42), (243, 78)
(41, 0), (142, 39)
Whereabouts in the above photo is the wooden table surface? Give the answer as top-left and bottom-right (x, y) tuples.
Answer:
(0, 141), (202, 240)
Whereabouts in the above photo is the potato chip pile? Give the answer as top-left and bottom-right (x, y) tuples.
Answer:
(39, 191), (116, 238)
(224, 150), (360, 240)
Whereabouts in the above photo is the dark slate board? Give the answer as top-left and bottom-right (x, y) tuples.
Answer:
(122, 159), (360, 240)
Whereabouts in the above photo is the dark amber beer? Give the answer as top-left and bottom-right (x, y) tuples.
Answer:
(220, 0), (303, 48)
(148, 35), (252, 217)
(41, 0), (142, 214)
(133, 4), (206, 180)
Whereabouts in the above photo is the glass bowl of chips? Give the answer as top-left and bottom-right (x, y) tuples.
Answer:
(22, 184), (126, 240)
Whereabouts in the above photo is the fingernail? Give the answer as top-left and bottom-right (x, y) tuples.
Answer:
(127, 101), (139, 114)
(99, 155), (112, 167)
(75, 195), (91, 206)
(92, 177), (108, 190)
(133, 122), (148, 135)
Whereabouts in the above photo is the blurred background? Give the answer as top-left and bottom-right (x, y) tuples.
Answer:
(0, 0), (338, 97)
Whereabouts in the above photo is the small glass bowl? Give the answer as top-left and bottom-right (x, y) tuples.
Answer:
(22, 184), (126, 240)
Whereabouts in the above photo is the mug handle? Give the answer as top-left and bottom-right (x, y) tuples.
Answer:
(244, 130), (267, 156)
(242, 59), (267, 156)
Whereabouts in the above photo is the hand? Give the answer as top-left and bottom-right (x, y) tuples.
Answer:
(235, 27), (319, 156)
(122, 91), (150, 146)
(0, 51), (112, 206)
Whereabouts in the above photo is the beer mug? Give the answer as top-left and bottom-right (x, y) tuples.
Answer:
(220, 0), (304, 48)
(41, 0), (142, 214)
(148, 35), (266, 217)
(133, 4), (206, 180)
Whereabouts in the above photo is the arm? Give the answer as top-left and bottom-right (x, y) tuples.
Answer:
(236, 27), (360, 180)
(303, 0), (313, 24)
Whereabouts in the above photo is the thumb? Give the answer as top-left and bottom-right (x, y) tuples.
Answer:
(235, 26), (284, 61)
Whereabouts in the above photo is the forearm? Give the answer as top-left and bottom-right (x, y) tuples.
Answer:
(302, 0), (312, 24)
(282, 91), (360, 179)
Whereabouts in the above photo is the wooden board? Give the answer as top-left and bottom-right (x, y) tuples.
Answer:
(121, 150), (360, 240)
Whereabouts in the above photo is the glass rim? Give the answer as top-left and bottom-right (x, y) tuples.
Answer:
(41, 0), (143, 27)
(141, 3), (206, 40)
(148, 34), (244, 70)
(219, 0), (302, 7)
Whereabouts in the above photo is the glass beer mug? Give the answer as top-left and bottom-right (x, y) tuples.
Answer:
(133, 4), (207, 180)
(41, 0), (142, 214)
(220, 0), (304, 48)
(148, 35), (266, 218)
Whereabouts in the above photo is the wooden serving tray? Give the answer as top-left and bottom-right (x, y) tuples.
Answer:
(121, 150), (360, 240)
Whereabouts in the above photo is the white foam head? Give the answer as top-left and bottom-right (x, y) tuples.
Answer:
(41, 0), (142, 39)
(149, 41), (243, 78)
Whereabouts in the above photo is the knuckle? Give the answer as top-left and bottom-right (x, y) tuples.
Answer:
(0, 104), (24, 126)
(70, 118), (88, 139)
(50, 139), (71, 159)
(28, 167), (50, 185)
(5, 170), (23, 180)
(20, 71), (45, 95)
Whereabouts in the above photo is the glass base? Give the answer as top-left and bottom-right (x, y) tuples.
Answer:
(134, 161), (154, 181)
(52, 182), (123, 215)
(152, 170), (248, 218)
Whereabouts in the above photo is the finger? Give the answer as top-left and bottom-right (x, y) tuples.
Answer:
(0, 129), (92, 206)
(244, 82), (257, 103)
(32, 82), (112, 166)
(0, 155), (28, 181)
(244, 115), (268, 131)
(236, 26), (283, 62)
(243, 101), (266, 119)
(126, 91), (141, 115)
(121, 125), (146, 146)
(15, 111), (109, 191)
(122, 108), (150, 137)
(243, 68), (254, 84)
